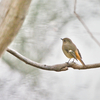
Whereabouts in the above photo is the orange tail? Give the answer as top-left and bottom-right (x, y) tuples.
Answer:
(75, 49), (86, 67)
(78, 58), (86, 66)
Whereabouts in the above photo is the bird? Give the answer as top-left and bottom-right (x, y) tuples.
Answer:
(61, 37), (86, 66)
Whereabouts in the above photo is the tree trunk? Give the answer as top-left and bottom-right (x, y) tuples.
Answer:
(0, 0), (32, 57)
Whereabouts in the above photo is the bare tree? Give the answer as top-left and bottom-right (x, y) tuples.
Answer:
(0, 0), (32, 56)
(1, 0), (100, 72)
(74, 0), (100, 47)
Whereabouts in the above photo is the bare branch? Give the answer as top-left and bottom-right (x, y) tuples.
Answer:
(74, 0), (100, 47)
(6, 48), (100, 71)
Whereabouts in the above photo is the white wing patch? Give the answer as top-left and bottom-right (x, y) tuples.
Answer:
(69, 50), (73, 53)
(68, 50), (77, 60)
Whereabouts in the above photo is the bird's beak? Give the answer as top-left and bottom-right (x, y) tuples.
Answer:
(61, 38), (63, 40)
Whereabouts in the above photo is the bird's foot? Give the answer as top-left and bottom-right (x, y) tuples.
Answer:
(83, 65), (87, 69)
(66, 62), (69, 64)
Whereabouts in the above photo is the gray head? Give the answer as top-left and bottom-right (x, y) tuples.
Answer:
(61, 38), (72, 43)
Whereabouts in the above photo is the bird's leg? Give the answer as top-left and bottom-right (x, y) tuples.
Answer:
(72, 58), (75, 64)
(72, 58), (74, 62)
(67, 58), (71, 64)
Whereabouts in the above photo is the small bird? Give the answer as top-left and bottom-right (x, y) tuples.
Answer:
(61, 38), (86, 66)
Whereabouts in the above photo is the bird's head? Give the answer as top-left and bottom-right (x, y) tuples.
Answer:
(61, 38), (72, 43)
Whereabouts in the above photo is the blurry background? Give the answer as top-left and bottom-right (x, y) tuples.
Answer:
(0, 0), (100, 100)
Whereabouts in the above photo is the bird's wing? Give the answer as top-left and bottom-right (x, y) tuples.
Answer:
(68, 50), (77, 60)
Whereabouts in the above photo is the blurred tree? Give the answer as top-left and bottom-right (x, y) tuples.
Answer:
(0, 0), (31, 56)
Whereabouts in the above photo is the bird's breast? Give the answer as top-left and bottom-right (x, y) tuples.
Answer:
(62, 46), (73, 58)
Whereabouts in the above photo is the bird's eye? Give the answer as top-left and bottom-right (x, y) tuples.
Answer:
(63, 40), (66, 42)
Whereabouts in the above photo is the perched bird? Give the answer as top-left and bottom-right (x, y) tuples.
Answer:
(61, 38), (86, 66)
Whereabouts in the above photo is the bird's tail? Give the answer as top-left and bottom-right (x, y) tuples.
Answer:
(78, 58), (86, 67)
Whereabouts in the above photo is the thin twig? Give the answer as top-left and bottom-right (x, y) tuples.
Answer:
(74, 0), (100, 47)
(6, 48), (100, 71)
